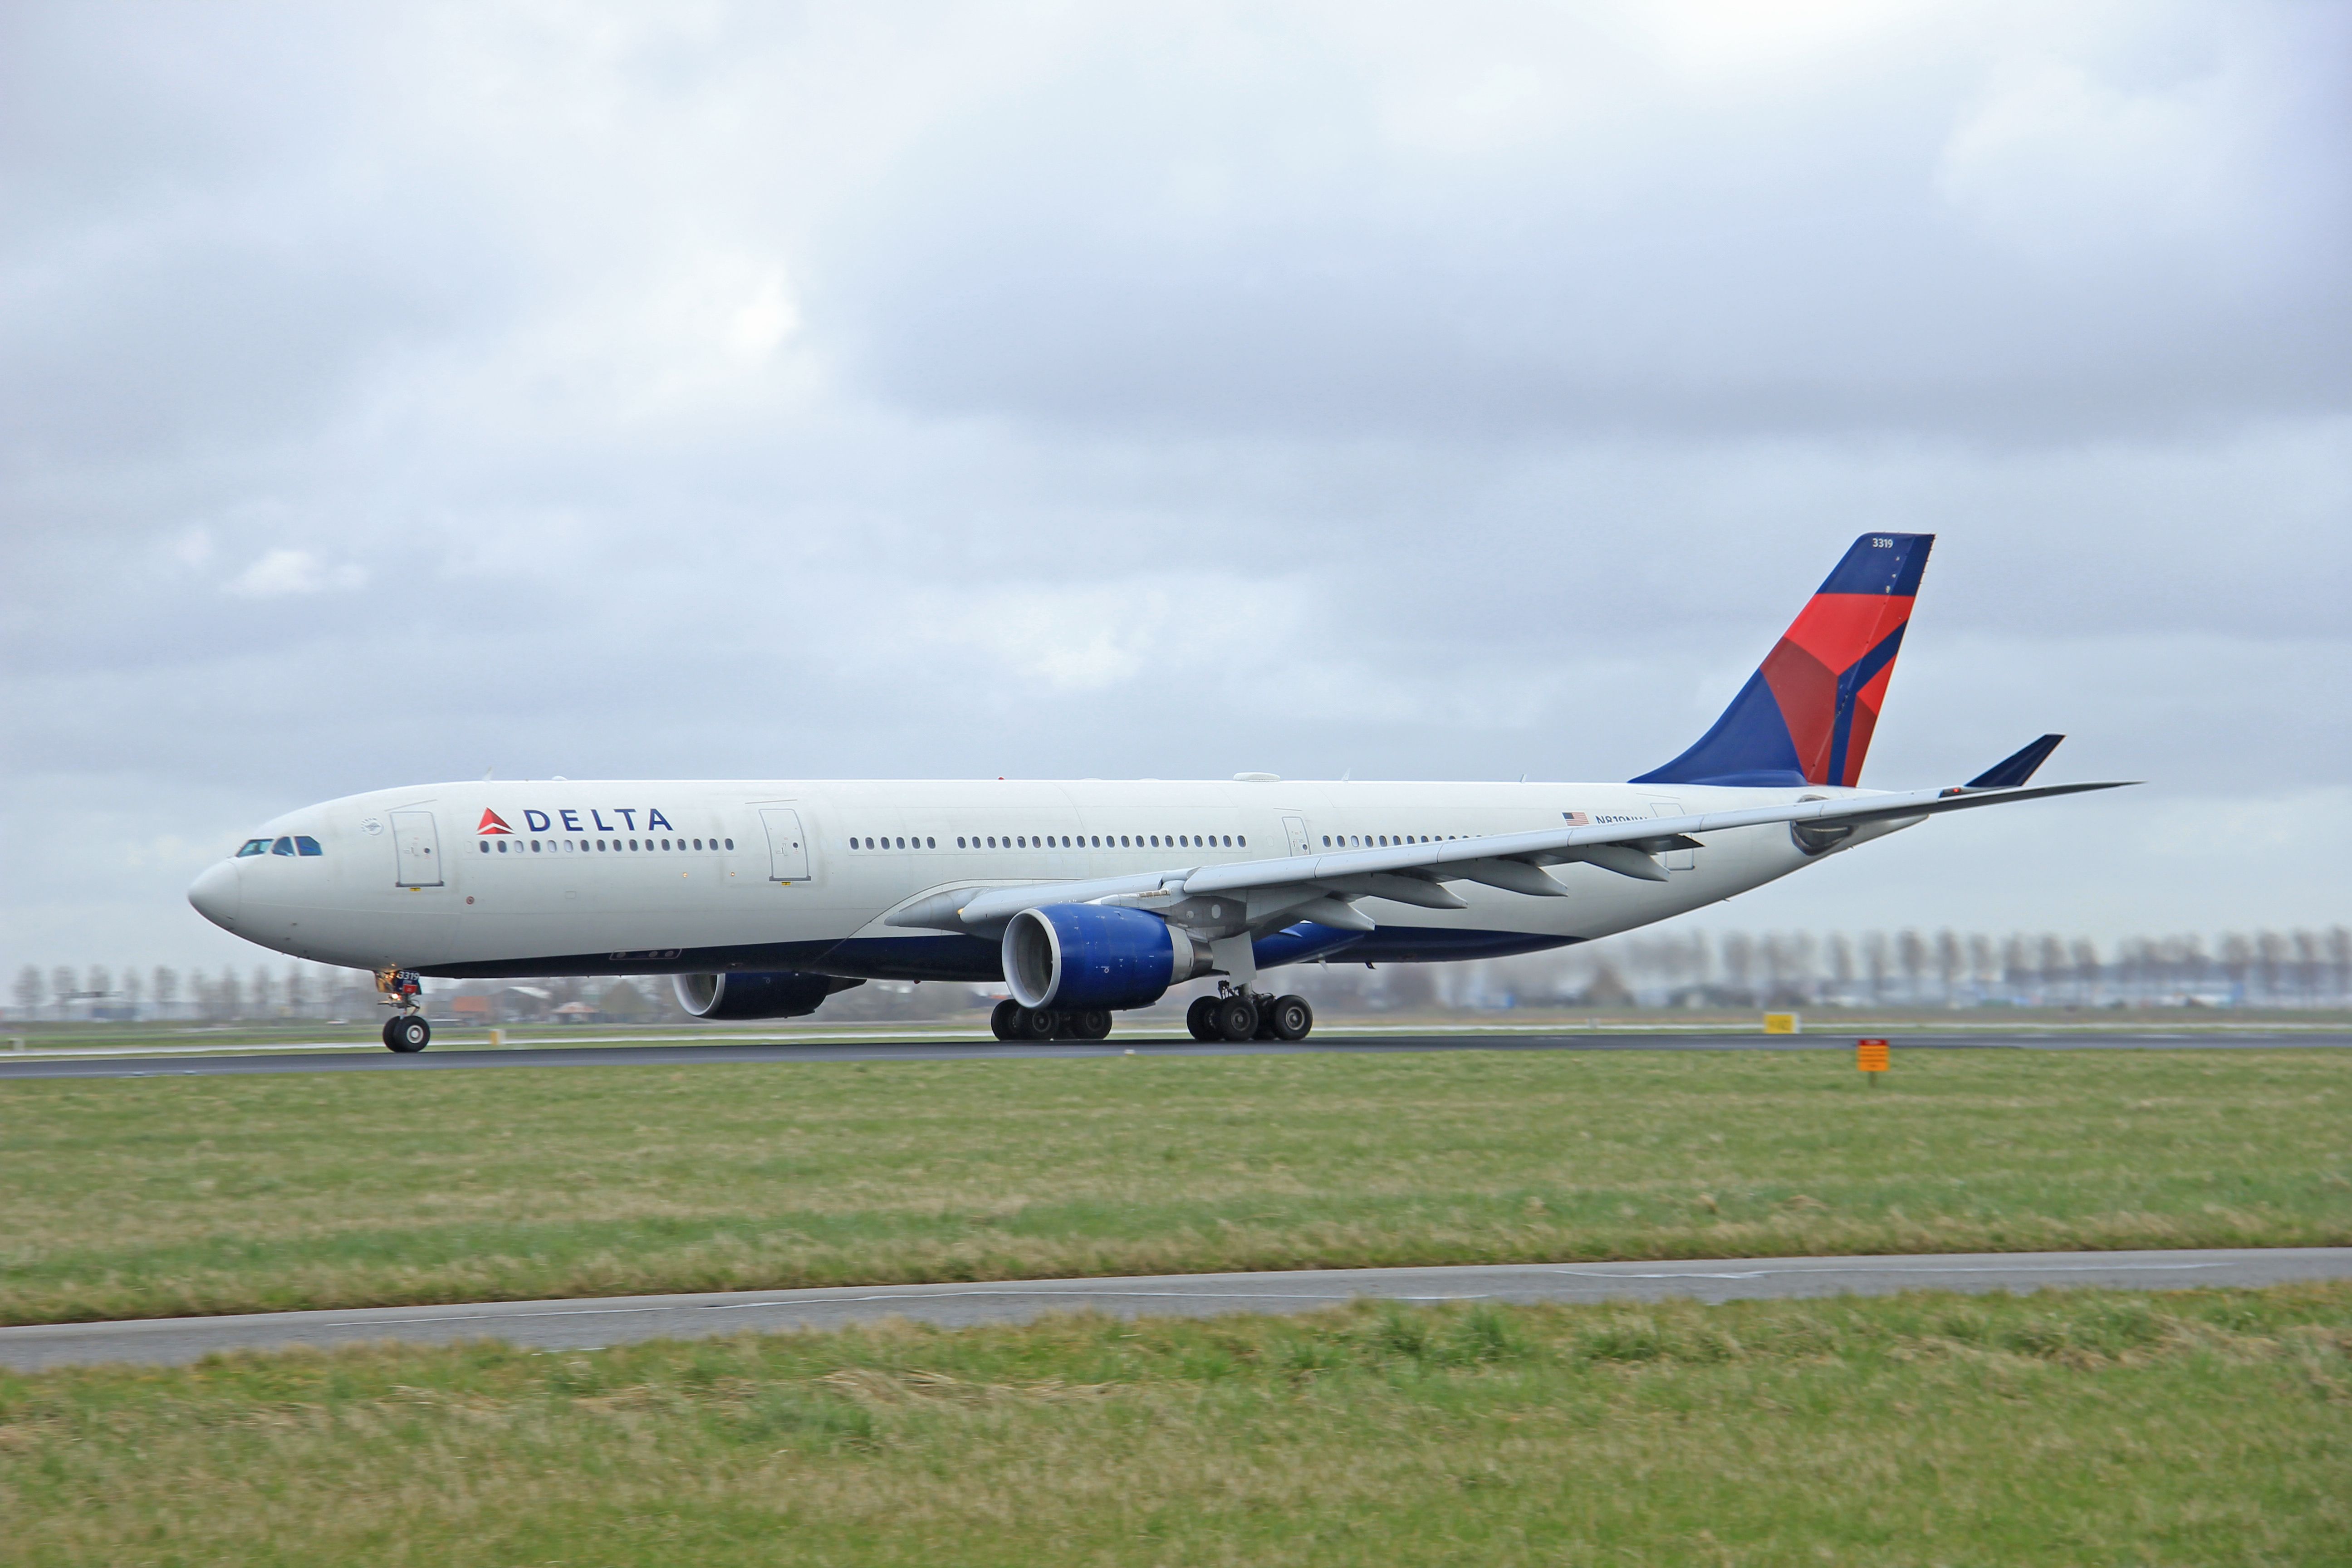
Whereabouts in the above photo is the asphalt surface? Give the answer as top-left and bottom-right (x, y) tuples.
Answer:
(5, 1248), (2342, 1371)
(3, 1030), (2344, 1079)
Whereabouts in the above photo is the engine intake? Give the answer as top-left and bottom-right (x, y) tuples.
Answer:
(672, 971), (862, 1020)
(1002, 904), (1211, 1010)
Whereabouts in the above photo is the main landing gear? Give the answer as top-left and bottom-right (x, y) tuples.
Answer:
(1186, 988), (1314, 1044)
(376, 968), (430, 1053)
(990, 999), (1114, 1042)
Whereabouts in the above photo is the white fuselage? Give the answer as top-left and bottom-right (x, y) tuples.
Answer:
(188, 777), (1908, 981)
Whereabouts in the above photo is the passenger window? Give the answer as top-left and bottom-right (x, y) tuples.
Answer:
(531, 841), (541, 852)
(926, 837), (936, 849)
(480, 842), (490, 853)
(498, 840), (509, 853)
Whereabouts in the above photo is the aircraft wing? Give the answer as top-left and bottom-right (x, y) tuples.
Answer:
(912, 778), (2134, 934)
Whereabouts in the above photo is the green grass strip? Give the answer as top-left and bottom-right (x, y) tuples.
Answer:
(3, 1284), (2347, 1565)
(3, 1049), (2346, 1323)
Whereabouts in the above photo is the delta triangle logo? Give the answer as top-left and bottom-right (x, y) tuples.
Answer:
(477, 808), (513, 835)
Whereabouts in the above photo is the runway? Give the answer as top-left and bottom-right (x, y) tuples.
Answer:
(4, 1247), (2342, 1371)
(2, 1029), (2343, 1080)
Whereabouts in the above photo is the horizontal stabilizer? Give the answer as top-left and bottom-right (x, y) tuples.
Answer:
(1966, 734), (2064, 789)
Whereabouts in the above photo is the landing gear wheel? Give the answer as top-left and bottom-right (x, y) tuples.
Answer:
(1269, 995), (1313, 1042)
(1072, 1008), (1113, 1041)
(1213, 995), (1259, 1043)
(990, 999), (1022, 1041)
(1186, 997), (1220, 1042)
(1021, 1007), (1061, 1041)
(384, 1015), (430, 1053)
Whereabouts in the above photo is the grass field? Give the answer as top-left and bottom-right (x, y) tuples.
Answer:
(3, 1049), (2346, 1325)
(3, 1285), (2346, 1565)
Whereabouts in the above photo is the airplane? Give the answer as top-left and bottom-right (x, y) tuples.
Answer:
(187, 533), (2127, 1052)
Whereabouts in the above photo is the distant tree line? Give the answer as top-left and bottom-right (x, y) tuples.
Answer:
(6, 925), (2348, 1025)
(1379, 926), (2352, 1013)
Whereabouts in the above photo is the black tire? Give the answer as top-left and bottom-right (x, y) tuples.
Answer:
(1022, 1007), (1061, 1041)
(1269, 995), (1313, 1041)
(385, 1015), (430, 1053)
(990, 999), (1021, 1041)
(1073, 1008), (1113, 1041)
(1213, 995), (1258, 1043)
(1186, 996), (1219, 1042)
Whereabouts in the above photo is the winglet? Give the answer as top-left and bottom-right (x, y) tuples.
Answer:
(1965, 734), (2064, 789)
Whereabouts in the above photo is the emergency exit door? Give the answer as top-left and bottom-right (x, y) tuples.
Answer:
(760, 808), (810, 881)
(1280, 815), (1312, 857)
(1645, 800), (1697, 872)
(391, 810), (443, 887)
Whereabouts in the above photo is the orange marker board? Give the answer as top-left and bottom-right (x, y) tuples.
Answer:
(1856, 1038), (1890, 1073)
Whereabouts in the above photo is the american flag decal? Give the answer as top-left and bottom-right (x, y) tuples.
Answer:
(1562, 811), (1589, 826)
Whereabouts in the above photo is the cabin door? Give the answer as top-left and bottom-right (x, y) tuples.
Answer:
(391, 810), (443, 887)
(760, 808), (810, 882)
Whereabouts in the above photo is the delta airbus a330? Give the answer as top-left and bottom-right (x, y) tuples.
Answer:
(188, 534), (2125, 1051)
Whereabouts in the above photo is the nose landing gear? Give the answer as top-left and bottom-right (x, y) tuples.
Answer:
(376, 968), (430, 1053)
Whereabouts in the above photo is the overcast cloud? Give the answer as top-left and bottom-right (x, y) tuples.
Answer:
(3, 0), (2347, 973)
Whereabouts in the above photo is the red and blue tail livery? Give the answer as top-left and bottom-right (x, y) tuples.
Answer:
(1634, 533), (1933, 789)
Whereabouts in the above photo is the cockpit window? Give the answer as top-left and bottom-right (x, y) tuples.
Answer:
(272, 837), (296, 856)
(237, 838), (270, 857)
(294, 836), (323, 856)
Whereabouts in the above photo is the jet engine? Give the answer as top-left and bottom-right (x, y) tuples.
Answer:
(1001, 903), (1214, 1011)
(672, 971), (862, 1020)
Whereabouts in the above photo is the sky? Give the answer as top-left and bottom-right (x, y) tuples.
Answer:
(3, 0), (2348, 978)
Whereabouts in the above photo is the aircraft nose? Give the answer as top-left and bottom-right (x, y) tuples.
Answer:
(188, 860), (242, 930)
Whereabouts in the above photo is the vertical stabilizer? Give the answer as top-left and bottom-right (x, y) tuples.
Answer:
(1633, 534), (1932, 788)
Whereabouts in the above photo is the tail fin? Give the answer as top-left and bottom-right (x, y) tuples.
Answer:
(1633, 533), (1933, 789)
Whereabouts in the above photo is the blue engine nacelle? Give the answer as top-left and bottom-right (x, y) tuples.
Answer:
(1002, 903), (1214, 1010)
(672, 971), (863, 1020)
